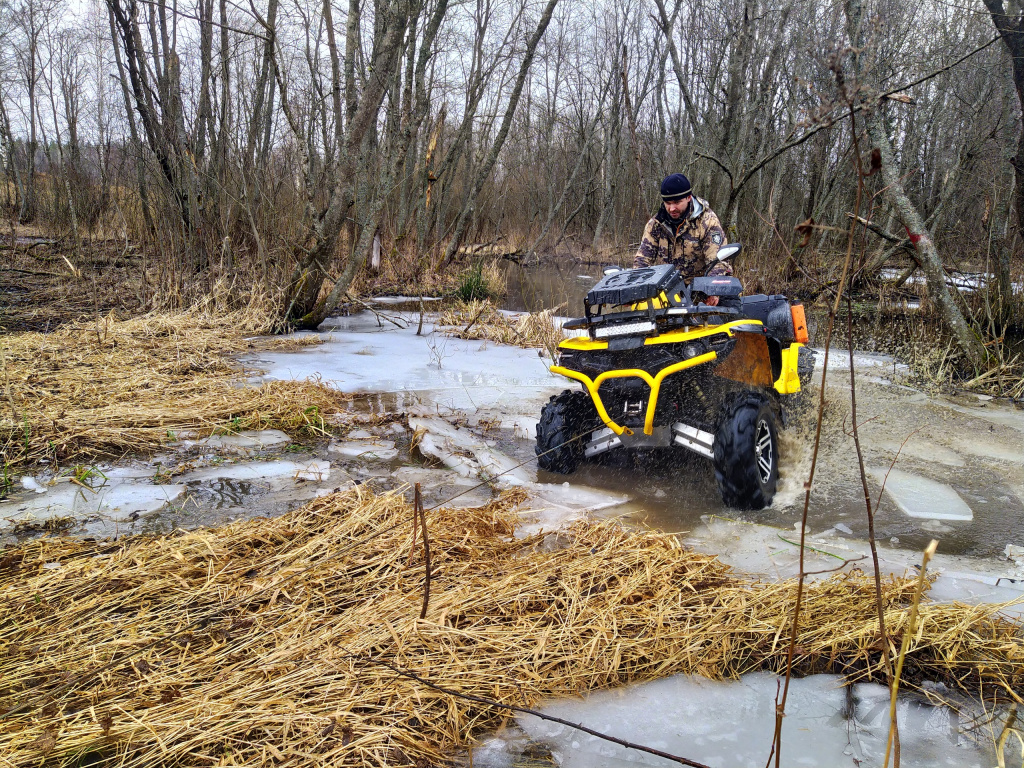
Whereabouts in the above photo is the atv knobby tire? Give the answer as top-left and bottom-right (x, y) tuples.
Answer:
(713, 391), (780, 509)
(536, 390), (598, 474)
(797, 345), (816, 389)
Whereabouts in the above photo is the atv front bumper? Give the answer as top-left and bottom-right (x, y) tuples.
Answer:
(550, 351), (717, 437)
(550, 322), (805, 439)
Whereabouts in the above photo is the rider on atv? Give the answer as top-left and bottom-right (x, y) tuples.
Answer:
(634, 173), (732, 298)
(535, 176), (813, 509)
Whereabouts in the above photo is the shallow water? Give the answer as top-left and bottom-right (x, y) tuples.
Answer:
(5, 302), (1021, 561)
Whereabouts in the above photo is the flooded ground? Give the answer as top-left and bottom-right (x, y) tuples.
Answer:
(3, 290), (1022, 768)
(4, 302), (1021, 558)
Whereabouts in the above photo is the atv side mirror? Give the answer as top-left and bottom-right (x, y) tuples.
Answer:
(602, 266), (623, 276)
(717, 243), (741, 262)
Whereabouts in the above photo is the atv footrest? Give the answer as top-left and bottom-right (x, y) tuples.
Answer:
(672, 422), (715, 459)
(585, 428), (622, 458)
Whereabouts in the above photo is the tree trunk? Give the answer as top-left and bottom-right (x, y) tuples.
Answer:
(846, 0), (987, 369)
(440, 0), (561, 266)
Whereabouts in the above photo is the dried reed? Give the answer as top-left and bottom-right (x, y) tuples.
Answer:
(1, 488), (1021, 767)
(439, 301), (565, 356)
(0, 310), (350, 474)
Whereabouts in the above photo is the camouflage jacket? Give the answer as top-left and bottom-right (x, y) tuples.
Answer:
(633, 197), (731, 278)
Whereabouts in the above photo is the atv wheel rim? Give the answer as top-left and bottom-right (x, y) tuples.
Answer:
(754, 420), (774, 484)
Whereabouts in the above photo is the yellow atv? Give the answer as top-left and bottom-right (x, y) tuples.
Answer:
(536, 245), (811, 509)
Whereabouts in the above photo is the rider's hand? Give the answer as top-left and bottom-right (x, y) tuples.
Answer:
(706, 295), (720, 307)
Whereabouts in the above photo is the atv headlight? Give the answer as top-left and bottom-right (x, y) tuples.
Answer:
(682, 342), (704, 359)
(594, 321), (655, 338)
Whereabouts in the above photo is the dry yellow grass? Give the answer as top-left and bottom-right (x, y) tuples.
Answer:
(0, 308), (352, 474)
(1, 488), (1021, 766)
(438, 300), (565, 357)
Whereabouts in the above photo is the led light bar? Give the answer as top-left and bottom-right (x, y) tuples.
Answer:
(594, 321), (655, 338)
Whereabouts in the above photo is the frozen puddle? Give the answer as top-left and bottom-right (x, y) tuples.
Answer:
(248, 311), (565, 416)
(329, 439), (399, 461)
(869, 468), (973, 521)
(180, 459), (332, 485)
(0, 431), (340, 535)
(187, 429), (292, 454)
(499, 673), (991, 768)
(410, 415), (629, 529)
(1, 479), (185, 525)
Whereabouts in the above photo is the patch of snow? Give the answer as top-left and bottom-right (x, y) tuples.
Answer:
(869, 468), (973, 521)
(835, 522), (853, 535)
(499, 416), (540, 440)
(346, 429), (375, 439)
(21, 477), (45, 493)
(1005, 544), (1024, 567)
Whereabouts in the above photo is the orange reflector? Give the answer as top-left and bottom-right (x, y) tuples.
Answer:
(791, 303), (809, 344)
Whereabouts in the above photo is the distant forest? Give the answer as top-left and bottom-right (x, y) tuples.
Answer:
(0, 0), (1020, 350)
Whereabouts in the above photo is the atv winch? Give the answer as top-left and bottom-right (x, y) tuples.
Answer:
(535, 244), (813, 510)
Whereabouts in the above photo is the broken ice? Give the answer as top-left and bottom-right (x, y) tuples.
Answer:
(869, 468), (973, 522)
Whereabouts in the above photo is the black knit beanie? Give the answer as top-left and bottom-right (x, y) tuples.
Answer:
(660, 173), (692, 201)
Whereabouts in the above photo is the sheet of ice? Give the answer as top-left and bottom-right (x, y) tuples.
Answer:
(248, 312), (565, 413)
(368, 295), (442, 305)
(808, 348), (909, 374)
(514, 672), (989, 768)
(328, 440), (399, 460)
(942, 401), (1024, 433)
(685, 517), (857, 580)
(954, 439), (1023, 464)
(392, 466), (494, 508)
(684, 516), (1024, 621)
(408, 416), (628, 525)
(928, 571), (1024, 620)
(190, 429), (292, 454)
(868, 467), (973, 521)
(410, 416), (534, 485)
(1, 482), (185, 524)
(181, 459), (331, 484)
(499, 416), (540, 440)
(875, 439), (965, 467)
